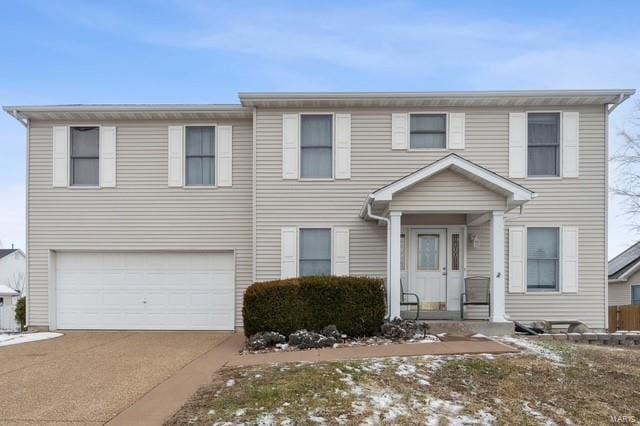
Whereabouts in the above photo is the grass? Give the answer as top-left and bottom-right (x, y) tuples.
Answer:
(167, 339), (640, 425)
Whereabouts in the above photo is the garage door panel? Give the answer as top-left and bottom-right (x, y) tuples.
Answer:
(56, 251), (235, 330)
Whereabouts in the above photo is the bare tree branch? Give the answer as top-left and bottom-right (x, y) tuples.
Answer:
(611, 103), (640, 233)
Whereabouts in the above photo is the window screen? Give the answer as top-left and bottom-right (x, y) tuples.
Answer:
(186, 126), (215, 186)
(527, 228), (559, 291)
(301, 115), (332, 178)
(632, 285), (640, 305)
(299, 228), (331, 276)
(410, 114), (446, 149)
(70, 127), (99, 186)
(528, 113), (560, 176)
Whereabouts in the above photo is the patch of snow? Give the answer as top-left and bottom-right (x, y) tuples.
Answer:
(369, 391), (401, 410)
(499, 336), (563, 363)
(256, 413), (275, 426)
(207, 409), (216, 416)
(308, 413), (327, 423)
(335, 414), (349, 425)
(481, 353), (496, 360)
(428, 398), (464, 415)
(395, 363), (417, 377)
(0, 332), (63, 347)
(408, 334), (440, 344)
(225, 379), (236, 387)
(384, 403), (408, 421)
(234, 408), (246, 417)
(522, 402), (557, 425)
(471, 333), (487, 338)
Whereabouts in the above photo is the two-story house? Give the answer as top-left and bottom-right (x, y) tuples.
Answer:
(4, 89), (634, 332)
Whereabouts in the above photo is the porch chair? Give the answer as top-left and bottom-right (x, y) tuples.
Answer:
(460, 276), (490, 320)
(400, 279), (420, 320)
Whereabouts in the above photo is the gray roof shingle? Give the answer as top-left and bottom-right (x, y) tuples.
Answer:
(609, 241), (640, 279)
(0, 249), (17, 260)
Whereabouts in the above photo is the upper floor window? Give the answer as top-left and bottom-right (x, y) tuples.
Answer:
(185, 126), (215, 186)
(301, 115), (333, 179)
(70, 127), (99, 186)
(528, 112), (560, 177)
(299, 228), (331, 276)
(410, 114), (446, 149)
(527, 227), (559, 292)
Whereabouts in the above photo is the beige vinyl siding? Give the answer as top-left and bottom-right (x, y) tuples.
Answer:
(389, 170), (506, 212)
(608, 282), (631, 306)
(255, 105), (607, 328)
(27, 119), (253, 328)
(608, 268), (640, 305)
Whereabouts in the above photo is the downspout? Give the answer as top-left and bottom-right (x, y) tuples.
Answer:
(366, 199), (392, 320)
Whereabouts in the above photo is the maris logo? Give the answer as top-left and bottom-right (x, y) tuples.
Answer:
(610, 415), (637, 424)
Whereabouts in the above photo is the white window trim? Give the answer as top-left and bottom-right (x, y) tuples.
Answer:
(67, 124), (101, 189)
(525, 110), (563, 180)
(182, 123), (218, 189)
(407, 111), (449, 151)
(298, 226), (334, 276)
(524, 224), (562, 295)
(298, 112), (336, 181)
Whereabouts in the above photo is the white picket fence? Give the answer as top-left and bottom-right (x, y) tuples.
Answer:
(0, 304), (19, 331)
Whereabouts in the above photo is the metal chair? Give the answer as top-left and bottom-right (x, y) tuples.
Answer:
(460, 276), (490, 320)
(400, 278), (420, 320)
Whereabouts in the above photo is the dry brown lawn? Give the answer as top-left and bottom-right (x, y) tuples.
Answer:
(167, 338), (640, 425)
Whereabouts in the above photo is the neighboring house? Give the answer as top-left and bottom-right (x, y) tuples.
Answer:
(608, 241), (640, 306)
(0, 248), (25, 293)
(3, 89), (635, 332)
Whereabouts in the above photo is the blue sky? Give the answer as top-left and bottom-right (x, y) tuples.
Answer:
(1, 0), (639, 257)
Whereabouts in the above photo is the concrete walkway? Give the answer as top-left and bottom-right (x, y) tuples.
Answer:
(227, 338), (517, 367)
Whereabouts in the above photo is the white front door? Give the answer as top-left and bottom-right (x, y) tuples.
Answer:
(409, 229), (447, 310)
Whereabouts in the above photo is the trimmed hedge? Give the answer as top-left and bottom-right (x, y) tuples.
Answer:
(242, 276), (385, 337)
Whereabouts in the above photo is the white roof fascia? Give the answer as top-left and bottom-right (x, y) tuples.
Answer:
(372, 155), (534, 203)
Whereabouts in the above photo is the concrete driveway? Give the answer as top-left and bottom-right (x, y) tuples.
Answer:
(0, 331), (239, 425)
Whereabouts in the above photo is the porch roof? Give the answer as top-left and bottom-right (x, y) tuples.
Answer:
(360, 154), (537, 217)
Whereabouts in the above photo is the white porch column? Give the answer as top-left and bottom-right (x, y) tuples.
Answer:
(490, 210), (508, 322)
(389, 211), (402, 319)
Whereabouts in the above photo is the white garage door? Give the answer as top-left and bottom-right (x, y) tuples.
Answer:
(55, 251), (235, 330)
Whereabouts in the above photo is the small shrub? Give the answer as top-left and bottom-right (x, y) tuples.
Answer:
(288, 330), (336, 349)
(247, 331), (286, 350)
(242, 278), (306, 337)
(15, 297), (26, 330)
(242, 276), (385, 337)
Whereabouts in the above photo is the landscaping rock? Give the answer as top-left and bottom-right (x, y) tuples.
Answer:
(321, 325), (342, 340)
(567, 323), (589, 333)
(288, 330), (336, 349)
(247, 331), (286, 350)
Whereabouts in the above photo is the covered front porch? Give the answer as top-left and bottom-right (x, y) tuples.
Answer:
(360, 154), (536, 323)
